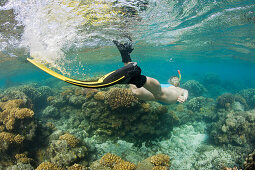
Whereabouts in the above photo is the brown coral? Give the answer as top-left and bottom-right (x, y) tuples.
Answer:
(152, 166), (168, 170)
(0, 99), (34, 130)
(104, 88), (138, 110)
(68, 163), (87, 170)
(36, 162), (61, 170)
(0, 131), (15, 143)
(15, 153), (33, 164)
(150, 154), (170, 167)
(141, 103), (150, 112)
(59, 133), (79, 147)
(14, 108), (34, 119)
(244, 149), (255, 170)
(94, 91), (105, 101)
(14, 134), (25, 144)
(113, 161), (136, 170)
(100, 153), (122, 168)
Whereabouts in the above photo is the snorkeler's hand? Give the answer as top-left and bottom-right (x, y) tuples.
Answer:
(177, 89), (188, 103)
(177, 96), (187, 103)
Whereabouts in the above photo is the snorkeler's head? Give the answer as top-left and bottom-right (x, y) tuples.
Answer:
(168, 76), (180, 87)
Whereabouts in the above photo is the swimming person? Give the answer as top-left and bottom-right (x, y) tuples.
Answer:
(113, 40), (189, 104)
(27, 40), (188, 104)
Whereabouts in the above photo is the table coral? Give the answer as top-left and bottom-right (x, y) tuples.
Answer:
(150, 154), (170, 167)
(104, 88), (139, 110)
(36, 162), (61, 170)
(59, 133), (79, 147)
(100, 153), (122, 168)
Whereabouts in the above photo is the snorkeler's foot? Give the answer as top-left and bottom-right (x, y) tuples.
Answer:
(113, 40), (133, 63)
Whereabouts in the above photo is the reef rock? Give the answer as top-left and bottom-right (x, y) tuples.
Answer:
(209, 110), (255, 146)
(182, 80), (207, 97)
(81, 87), (171, 141)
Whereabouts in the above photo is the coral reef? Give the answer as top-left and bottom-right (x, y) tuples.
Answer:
(209, 110), (255, 146)
(104, 88), (139, 110)
(59, 133), (80, 148)
(37, 131), (89, 168)
(238, 89), (255, 110)
(182, 80), (207, 97)
(243, 149), (255, 170)
(100, 153), (122, 168)
(68, 163), (87, 170)
(36, 162), (61, 170)
(150, 154), (170, 166)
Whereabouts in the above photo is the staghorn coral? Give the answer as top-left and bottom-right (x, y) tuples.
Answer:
(36, 162), (61, 170)
(68, 163), (87, 170)
(104, 88), (139, 110)
(113, 161), (136, 170)
(100, 153), (122, 168)
(59, 133), (80, 147)
(150, 154), (170, 167)
(243, 149), (255, 170)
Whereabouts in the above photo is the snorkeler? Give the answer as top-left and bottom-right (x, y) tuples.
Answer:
(113, 40), (189, 104)
(27, 40), (188, 104)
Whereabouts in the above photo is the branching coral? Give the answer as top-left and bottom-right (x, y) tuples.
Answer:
(150, 154), (170, 167)
(59, 133), (79, 147)
(36, 162), (61, 170)
(104, 88), (138, 110)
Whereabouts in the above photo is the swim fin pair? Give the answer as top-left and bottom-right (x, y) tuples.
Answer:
(27, 40), (146, 88)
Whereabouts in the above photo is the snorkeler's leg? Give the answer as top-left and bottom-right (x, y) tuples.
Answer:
(142, 77), (163, 99)
(130, 84), (156, 101)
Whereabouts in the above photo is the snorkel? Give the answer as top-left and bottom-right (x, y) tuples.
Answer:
(178, 70), (181, 82)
